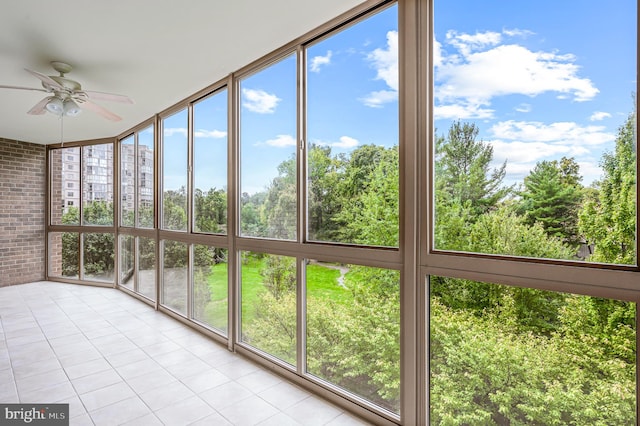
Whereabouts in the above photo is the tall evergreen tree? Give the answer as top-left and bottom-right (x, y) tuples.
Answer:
(436, 121), (510, 217)
(518, 158), (583, 246)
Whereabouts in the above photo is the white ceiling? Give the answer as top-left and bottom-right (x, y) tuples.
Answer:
(0, 0), (366, 145)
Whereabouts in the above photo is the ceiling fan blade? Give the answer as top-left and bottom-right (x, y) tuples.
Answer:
(27, 97), (52, 115)
(0, 84), (48, 93)
(82, 90), (134, 104)
(79, 99), (122, 121)
(24, 68), (64, 91)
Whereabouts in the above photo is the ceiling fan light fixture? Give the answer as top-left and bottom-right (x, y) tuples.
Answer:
(45, 96), (64, 115)
(63, 98), (82, 117)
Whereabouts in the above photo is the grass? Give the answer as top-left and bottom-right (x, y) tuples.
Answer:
(197, 257), (350, 330)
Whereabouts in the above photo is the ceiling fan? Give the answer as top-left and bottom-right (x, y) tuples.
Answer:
(0, 61), (133, 121)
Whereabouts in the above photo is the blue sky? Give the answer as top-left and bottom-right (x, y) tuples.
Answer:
(163, 0), (636, 193)
(434, 0), (637, 186)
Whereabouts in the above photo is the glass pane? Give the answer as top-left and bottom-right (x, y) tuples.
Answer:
(138, 126), (155, 228)
(162, 240), (188, 314)
(429, 275), (636, 424)
(119, 235), (134, 289)
(194, 90), (228, 234)
(240, 251), (296, 365)
(50, 147), (80, 225)
(307, 4), (399, 247)
(193, 245), (228, 334)
(240, 55), (297, 240)
(162, 109), (188, 231)
(307, 262), (400, 413)
(433, 0), (637, 265)
(82, 144), (113, 226)
(120, 135), (135, 227)
(83, 233), (114, 282)
(139, 237), (156, 301)
(48, 232), (78, 278)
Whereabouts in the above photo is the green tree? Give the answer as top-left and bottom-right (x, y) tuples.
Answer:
(194, 187), (227, 233)
(263, 156), (297, 239)
(307, 145), (344, 241)
(436, 121), (510, 217)
(240, 191), (267, 236)
(335, 146), (399, 246)
(518, 158), (583, 246)
(579, 111), (636, 264)
(307, 266), (400, 413)
(260, 255), (296, 300)
(430, 298), (636, 425)
(163, 187), (187, 231)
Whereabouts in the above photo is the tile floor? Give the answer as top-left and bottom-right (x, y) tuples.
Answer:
(0, 281), (371, 425)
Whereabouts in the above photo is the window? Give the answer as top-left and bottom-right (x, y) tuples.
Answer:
(48, 232), (79, 279)
(82, 144), (113, 226)
(119, 235), (135, 289)
(138, 237), (156, 301)
(120, 127), (155, 228)
(162, 240), (188, 314)
(240, 54), (297, 240)
(306, 4), (399, 247)
(193, 245), (228, 334)
(432, 0), (637, 265)
(193, 89), (228, 234)
(429, 275), (636, 423)
(50, 147), (80, 225)
(307, 261), (400, 413)
(83, 233), (114, 282)
(240, 251), (296, 365)
(138, 126), (155, 228)
(121, 135), (135, 227)
(162, 109), (188, 231)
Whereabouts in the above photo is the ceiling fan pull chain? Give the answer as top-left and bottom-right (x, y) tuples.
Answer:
(60, 114), (64, 147)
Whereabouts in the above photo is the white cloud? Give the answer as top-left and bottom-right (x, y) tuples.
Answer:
(490, 139), (577, 165)
(490, 120), (614, 146)
(164, 127), (187, 137)
(360, 90), (398, 108)
(434, 29), (599, 115)
(589, 111), (612, 121)
(242, 88), (281, 114)
(261, 134), (296, 148)
(515, 103), (532, 113)
(502, 28), (535, 38)
(434, 103), (494, 120)
(362, 30), (398, 108)
(310, 51), (332, 72)
(315, 135), (359, 149)
(484, 119), (614, 186)
(446, 30), (502, 56)
(194, 129), (227, 138)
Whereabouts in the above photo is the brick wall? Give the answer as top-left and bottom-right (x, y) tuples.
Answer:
(0, 138), (46, 286)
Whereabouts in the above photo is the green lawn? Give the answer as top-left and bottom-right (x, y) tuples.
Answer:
(197, 257), (350, 330)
